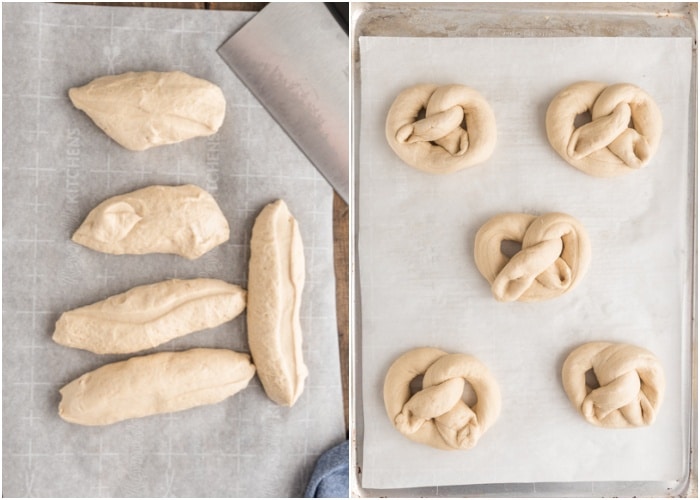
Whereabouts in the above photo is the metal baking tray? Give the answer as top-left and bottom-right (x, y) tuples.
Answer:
(350, 3), (697, 497)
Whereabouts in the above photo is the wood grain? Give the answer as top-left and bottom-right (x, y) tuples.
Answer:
(333, 192), (349, 431)
(208, 2), (268, 11)
(68, 2), (207, 9)
(71, 2), (267, 10)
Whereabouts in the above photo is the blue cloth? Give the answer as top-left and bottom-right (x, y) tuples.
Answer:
(304, 440), (349, 498)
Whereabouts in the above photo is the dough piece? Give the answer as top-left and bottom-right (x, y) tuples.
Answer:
(72, 184), (229, 259)
(385, 84), (497, 174)
(384, 347), (501, 450)
(545, 81), (662, 177)
(561, 342), (665, 428)
(69, 70), (226, 151)
(474, 212), (591, 302)
(247, 200), (307, 407)
(53, 278), (246, 355)
(59, 348), (255, 426)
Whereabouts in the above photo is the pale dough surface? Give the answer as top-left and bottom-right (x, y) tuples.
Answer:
(72, 184), (230, 259)
(59, 348), (255, 426)
(561, 341), (665, 428)
(69, 70), (226, 151)
(385, 84), (497, 174)
(53, 278), (246, 355)
(545, 81), (662, 177)
(474, 212), (591, 302)
(247, 200), (307, 407)
(383, 347), (501, 451)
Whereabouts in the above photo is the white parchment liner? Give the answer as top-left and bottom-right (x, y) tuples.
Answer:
(358, 36), (693, 489)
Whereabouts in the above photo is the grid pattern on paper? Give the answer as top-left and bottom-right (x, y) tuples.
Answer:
(2, 3), (345, 497)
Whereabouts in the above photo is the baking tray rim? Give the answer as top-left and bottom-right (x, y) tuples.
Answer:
(349, 2), (698, 497)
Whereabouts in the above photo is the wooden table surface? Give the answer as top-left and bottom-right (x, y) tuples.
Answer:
(78, 2), (350, 433)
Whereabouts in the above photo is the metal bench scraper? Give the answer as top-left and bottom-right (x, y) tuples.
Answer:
(218, 3), (349, 203)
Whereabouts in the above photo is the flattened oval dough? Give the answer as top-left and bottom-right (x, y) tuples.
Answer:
(69, 71), (226, 151)
(247, 200), (308, 407)
(53, 278), (246, 354)
(72, 184), (230, 259)
(59, 348), (255, 426)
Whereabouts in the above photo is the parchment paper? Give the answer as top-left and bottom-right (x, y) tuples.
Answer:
(358, 36), (693, 489)
(2, 3), (345, 497)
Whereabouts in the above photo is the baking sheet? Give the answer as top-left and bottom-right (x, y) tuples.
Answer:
(357, 35), (693, 490)
(2, 3), (345, 497)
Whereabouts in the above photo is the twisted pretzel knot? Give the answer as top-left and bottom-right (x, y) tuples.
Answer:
(385, 84), (497, 174)
(383, 347), (501, 450)
(474, 213), (591, 302)
(562, 342), (665, 428)
(546, 81), (662, 177)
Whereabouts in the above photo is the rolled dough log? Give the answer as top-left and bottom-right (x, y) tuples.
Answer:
(58, 348), (255, 426)
(53, 278), (246, 355)
(247, 200), (308, 407)
(72, 184), (230, 259)
(69, 70), (226, 151)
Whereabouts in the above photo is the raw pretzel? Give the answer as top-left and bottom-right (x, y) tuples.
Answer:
(474, 212), (591, 302)
(385, 84), (497, 174)
(383, 347), (501, 450)
(561, 342), (665, 428)
(546, 81), (662, 177)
